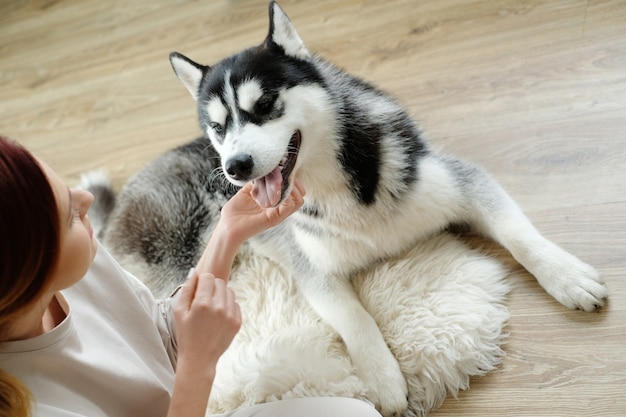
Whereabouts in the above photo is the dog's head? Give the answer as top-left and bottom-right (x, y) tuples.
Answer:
(170, 1), (330, 208)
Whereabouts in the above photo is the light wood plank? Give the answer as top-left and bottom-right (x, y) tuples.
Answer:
(1, 0), (624, 415)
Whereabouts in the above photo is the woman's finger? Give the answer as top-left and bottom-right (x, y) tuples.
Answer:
(277, 183), (305, 217)
(239, 182), (254, 194)
(227, 288), (241, 321)
(210, 276), (227, 307)
(177, 269), (199, 310)
(193, 272), (217, 304)
(293, 179), (306, 197)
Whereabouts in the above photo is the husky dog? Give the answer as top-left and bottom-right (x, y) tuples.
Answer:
(89, 2), (607, 415)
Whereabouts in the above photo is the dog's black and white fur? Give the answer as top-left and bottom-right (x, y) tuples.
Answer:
(88, 2), (607, 415)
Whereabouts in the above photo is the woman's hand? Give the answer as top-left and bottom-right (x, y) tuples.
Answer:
(174, 271), (241, 373)
(168, 181), (304, 416)
(194, 180), (305, 281)
(168, 271), (241, 417)
(221, 179), (306, 245)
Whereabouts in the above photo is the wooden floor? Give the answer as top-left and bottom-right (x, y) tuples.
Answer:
(2, 0), (625, 415)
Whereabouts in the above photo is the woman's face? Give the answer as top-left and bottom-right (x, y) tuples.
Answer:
(38, 158), (98, 291)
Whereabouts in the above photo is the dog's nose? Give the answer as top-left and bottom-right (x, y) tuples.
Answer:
(225, 154), (254, 180)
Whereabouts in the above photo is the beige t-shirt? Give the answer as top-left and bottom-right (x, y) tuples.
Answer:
(0, 244), (181, 417)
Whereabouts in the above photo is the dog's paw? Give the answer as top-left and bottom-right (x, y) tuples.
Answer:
(357, 355), (408, 416)
(534, 247), (608, 312)
(551, 263), (607, 312)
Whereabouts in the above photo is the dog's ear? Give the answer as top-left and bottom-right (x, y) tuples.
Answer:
(266, 1), (310, 60)
(169, 52), (208, 100)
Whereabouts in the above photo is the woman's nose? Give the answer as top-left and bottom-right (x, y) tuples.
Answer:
(72, 188), (94, 212)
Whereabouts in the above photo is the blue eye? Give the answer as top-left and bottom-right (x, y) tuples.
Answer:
(210, 122), (223, 134)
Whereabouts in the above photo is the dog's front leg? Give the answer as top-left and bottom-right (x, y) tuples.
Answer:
(296, 270), (408, 416)
(462, 164), (608, 311)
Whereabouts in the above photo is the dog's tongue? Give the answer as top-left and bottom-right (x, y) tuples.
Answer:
(251, 166), (283, 208)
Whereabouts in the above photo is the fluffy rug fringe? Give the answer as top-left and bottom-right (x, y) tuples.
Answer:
(207, 234), (510, 417)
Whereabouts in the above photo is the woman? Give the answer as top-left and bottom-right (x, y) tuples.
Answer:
(0, 136), (382, 417)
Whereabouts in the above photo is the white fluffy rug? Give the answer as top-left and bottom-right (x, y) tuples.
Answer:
(207, 233), (510, 417)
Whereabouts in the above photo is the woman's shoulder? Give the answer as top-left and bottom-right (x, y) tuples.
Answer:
(63, 241), (160, 313)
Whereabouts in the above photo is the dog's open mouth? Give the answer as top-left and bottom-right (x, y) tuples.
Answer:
(251, 130), (301, 208)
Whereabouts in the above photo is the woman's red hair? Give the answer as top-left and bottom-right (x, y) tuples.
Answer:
(0, 136), (61, 417)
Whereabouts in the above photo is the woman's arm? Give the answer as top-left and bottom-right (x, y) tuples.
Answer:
(166, 181), (304, 416)
(167, 272), (240, 417)
(194, 180), (305, 281)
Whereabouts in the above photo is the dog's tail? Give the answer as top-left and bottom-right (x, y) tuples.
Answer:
(78, 170), (116, 240)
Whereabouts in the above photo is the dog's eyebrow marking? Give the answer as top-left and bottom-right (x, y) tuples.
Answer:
(207, 96), (227, 127)
(223, 71), (240, 128)
(237, 80), (263, 113)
